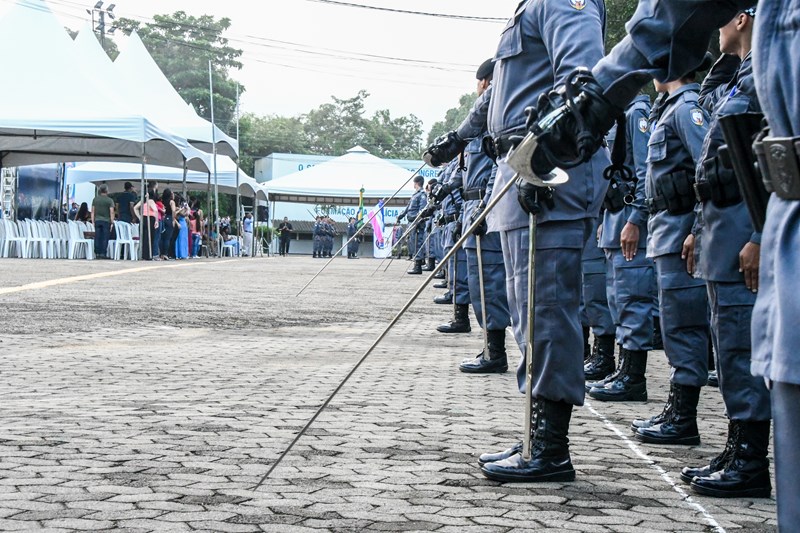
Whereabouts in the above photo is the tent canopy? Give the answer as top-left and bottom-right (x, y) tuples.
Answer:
(114, 31), (239, 159)
(263, 146), (416, 206)
(0, 0), (210, 172)
(66, 158), (267, 201)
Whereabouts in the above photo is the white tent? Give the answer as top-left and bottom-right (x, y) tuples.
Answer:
(114, 31), (239, 159)
(0, 0), (210, 172)
(263, 146), (415, 205)
(66, 159), (267, 202)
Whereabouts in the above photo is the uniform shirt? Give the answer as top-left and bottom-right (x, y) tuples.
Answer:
(312, 222), (322, 237)
(461, 134), (498, 250)
(600, 95), (651, 250)
(645, 83), (709, 258)
(592, 1), (752, 110)
(695, 53), (761, 282)
(457, 86), (492, 141)
(486, 0), (611, 232)
(404, 189), (426, 221)
(441, 162), (464, 219)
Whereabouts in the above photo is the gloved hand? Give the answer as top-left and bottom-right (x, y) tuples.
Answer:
(469, 205), (487, 237)
(419, 204), (436, 219)
(529, 68), (622, 174)
(518, 181), (555, 216)
(430, 183), (452, 203)
(453, 220), (463, 241)
(423, 131), (467, 168)
(436, 214), (446, 227)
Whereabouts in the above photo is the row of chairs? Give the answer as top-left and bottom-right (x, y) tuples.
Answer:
(0, 219), (140, 260)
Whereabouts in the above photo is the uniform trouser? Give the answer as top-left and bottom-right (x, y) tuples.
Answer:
(707, 281), (771, 421)
(502, 220), (589, 406)
(445, 246), (469, 305)
(772, 381), (800, 529)
(465, 233), (510, 331)
(581, 256), (615, 337)
(280, 237), (290, 255)
(605, 248), (656, 351)
(409, 225), (425, 260)
(654, 253), (709, 387)
(313, 236), (321, 254)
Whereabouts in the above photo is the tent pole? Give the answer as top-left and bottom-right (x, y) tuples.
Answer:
(140, 144), (147, 260)
(235, 83), (241, 256)
(209, 60), (220, 255)
(206, 171), (212, 256)
(181, 161), (188, 199)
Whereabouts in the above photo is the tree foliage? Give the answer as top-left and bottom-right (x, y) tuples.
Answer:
(115, 12), (244, 134)
(238, 113), (309, 177)
(426, 92), (478, 145)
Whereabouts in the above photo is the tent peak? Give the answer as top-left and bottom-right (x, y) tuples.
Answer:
(346, 146), (369, 154)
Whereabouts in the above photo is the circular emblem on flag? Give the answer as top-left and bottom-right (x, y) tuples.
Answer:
(691, 108), (704, 126)
(638, 117), (648, 133)
(569, 0), (586, 10)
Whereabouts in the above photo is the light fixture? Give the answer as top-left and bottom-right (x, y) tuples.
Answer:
(93, 1), (103, 10)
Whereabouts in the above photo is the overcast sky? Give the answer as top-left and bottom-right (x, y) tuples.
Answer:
(33, 0), (521, 136)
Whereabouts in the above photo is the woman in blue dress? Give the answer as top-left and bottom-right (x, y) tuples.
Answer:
(174, 196), (190, 259)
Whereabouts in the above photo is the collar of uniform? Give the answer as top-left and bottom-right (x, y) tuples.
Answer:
(665, 82), (701, 104)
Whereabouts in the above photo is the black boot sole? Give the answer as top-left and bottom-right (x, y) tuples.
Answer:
(587, 389), (648, 402)
(584, 367), (616, 381)
(436, 326), (472, 333)
(689, 482), (771, 498)
(634, 432), (700, 446)
(480, 466), (576, 483)
(459, 363), (508, 374)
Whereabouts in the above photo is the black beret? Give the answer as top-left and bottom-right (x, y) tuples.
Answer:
(476, 58), (495, 81)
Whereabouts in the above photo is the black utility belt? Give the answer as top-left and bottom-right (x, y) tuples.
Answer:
(492, 129), (526, 158)
(463, 188), (485, 201)
(757, 136), (800, 200)
(441, 214), (459, 224)
(646, 194), (694, 215)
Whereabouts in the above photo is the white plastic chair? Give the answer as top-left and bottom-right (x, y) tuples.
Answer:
(36, 220), (59, 258)
(1, 219), (27, 258)
(67, 220), (94, 260)
(111, 221), (138, 260)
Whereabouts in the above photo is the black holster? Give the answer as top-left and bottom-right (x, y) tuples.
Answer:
(718, 113), (771, 232)
(695, 155), (742, 208)
(603, 178), (634, 213)
(754, 134), (800, 201)
(651, 169), (696, 215)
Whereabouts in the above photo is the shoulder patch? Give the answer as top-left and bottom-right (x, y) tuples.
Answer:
(638, 117), (648, 133)
(690, 108), (705, 126)
(569, 0), (586, 10)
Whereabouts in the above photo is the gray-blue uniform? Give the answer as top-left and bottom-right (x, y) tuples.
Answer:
(462, 135), (510, 331)
(601, 95), (657, 352)
(312, 219), (322, 256)
(695, 52), (771, 423)
(486, 0), (610, 405)
(580, 218), (615, 338)
(401, 187), (426, 260)
(646, 84), (710, 389)
(323, 221), (335, 256)
(592, 0), (797, 516)
(346, 221), (359, 257)
(441, 163), (469, 306)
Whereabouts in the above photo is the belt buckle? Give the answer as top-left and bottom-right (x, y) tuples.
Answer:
(765, 137), (800, 200)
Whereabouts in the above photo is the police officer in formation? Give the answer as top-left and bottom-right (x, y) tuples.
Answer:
(420, 178), (439, 272)
(587, 93), (657, 404)
(398, 175), (427, 274)
(312, 215), (323, 258)
(580, 217), (616, 379)
(519, 0), (797, 526)
(346, 216), (360, 259)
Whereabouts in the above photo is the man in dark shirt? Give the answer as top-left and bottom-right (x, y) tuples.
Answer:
(116, 182), (138, 224)
(91, 184), (115, 259)
(278, 217), (293, 256)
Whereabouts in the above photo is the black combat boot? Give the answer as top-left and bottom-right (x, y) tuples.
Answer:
(631, 382), (675, 432)
(460, 329), (508, 374)
(588, 349), (647, 402)
(481, 399), (575, 483)
(583, 335), (616, 381)
(433, 268), (446, 279)
(421, 257), (435, 271)
(478, 442), (522, 467)
(433, 280), (448, 289)
(680, 420), (741, 483)
(707, 370), (719, 387)
(635, 383), (700, 445)
(585, 345), (625, 392)
(690, 420), (771, 498)
(433, 292), (452, 305)
(653, 318), (664, 350)
(437, 304), (471, 333)
(582, 326), (591, 362)
(407, 259), (423, 275)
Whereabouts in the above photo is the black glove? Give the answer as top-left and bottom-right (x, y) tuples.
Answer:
(423, 131), (467, 168)
(518, 181), (555, 216)
(452, 220), (463, 241)
(419, 204), (436, 219)
(469, 205), (487, 237)
(397, 212), (406, 223)
(430, 183), (452, 203)
(436, 214), (446, 227)
(529, 68), (622, 174)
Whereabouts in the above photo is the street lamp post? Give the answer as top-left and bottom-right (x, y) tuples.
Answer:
(86, 2), (116, 50)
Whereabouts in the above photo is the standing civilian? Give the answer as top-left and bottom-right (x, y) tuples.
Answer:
(91, 184), (115, 259)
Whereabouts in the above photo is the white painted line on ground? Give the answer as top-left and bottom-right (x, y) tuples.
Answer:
(0, 259), (237, 296)
(585, 401), (726, 533)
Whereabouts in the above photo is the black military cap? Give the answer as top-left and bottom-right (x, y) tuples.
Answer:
(476, 58), (495, 81)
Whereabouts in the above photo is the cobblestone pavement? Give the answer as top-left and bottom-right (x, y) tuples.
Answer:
(0, 256), (777, 532)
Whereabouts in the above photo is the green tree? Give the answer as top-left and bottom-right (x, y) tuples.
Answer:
(426, 92), (478, 145)
(238, 113), (308, 176)
(115, 12), (244, 134)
